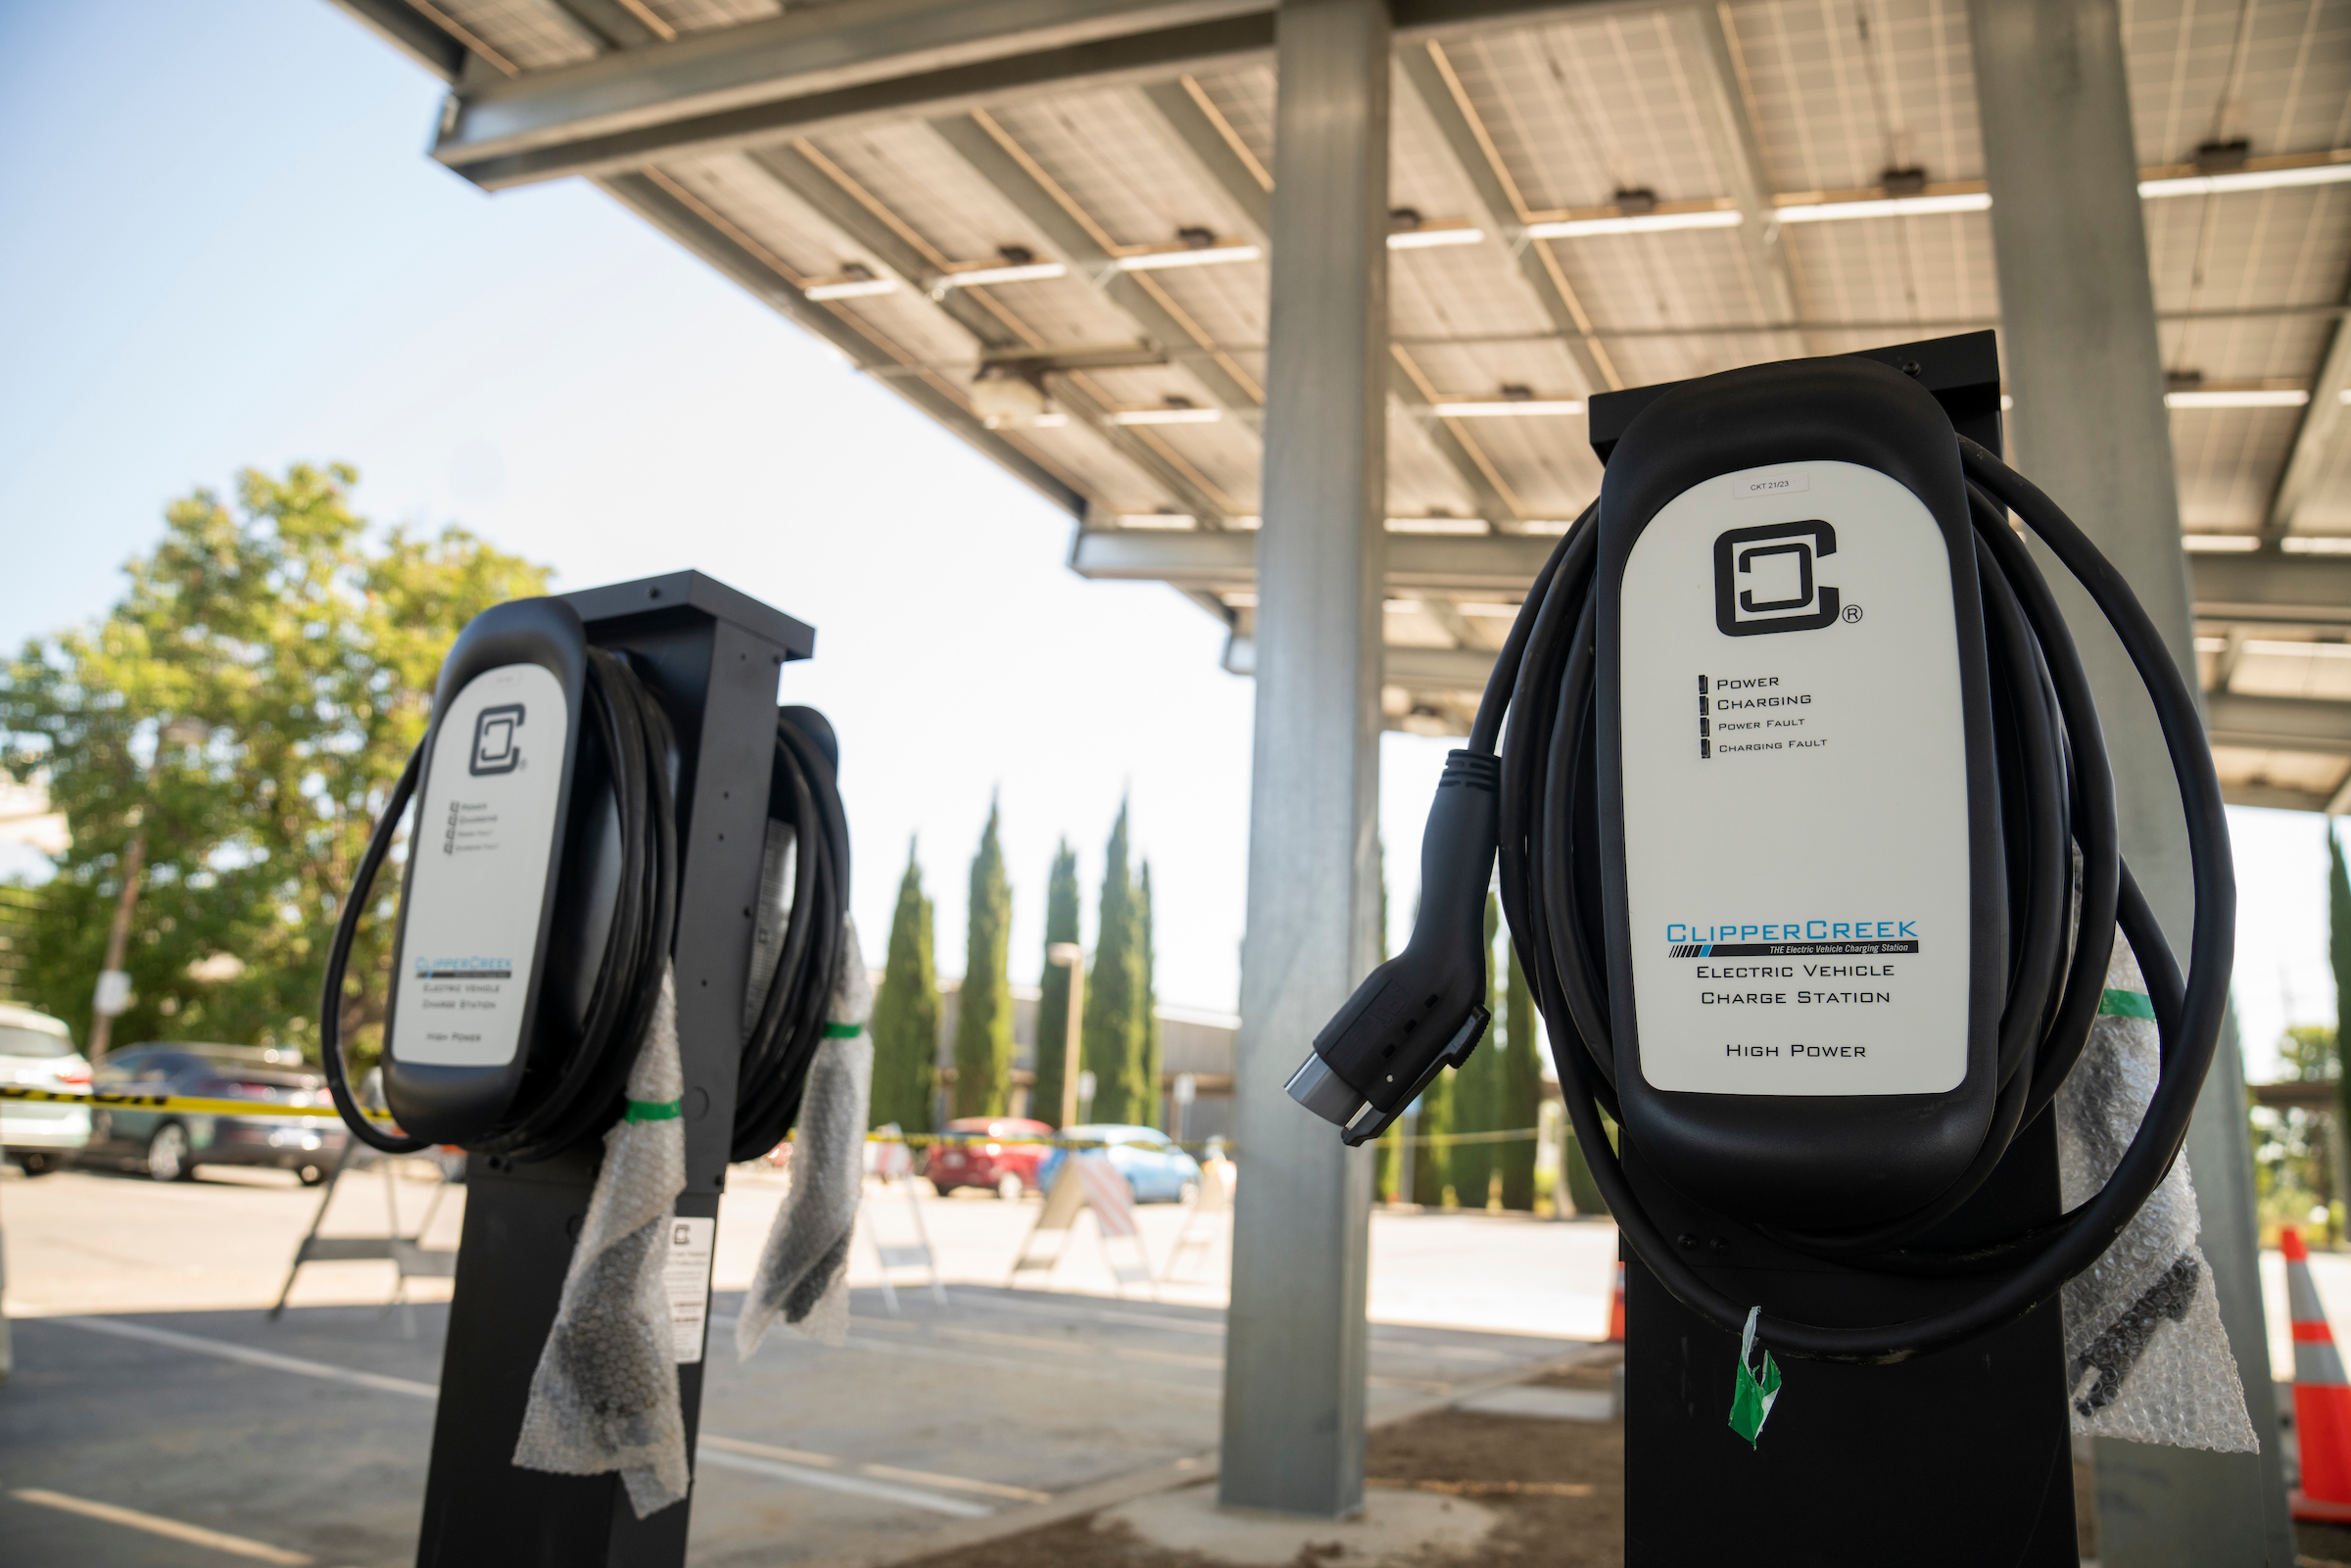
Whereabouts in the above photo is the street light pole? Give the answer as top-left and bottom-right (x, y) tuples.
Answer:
(1048, 941), (1084, 1128)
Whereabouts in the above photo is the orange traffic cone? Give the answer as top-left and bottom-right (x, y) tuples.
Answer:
(2285, 1227), (2351, 1523)
(1607, 1259), (1627, 1343)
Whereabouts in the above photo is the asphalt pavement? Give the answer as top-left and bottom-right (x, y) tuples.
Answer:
(0, 1164), (1606, 1567)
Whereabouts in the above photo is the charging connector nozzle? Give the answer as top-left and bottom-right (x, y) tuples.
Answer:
(1286, 750), (1501, 1147)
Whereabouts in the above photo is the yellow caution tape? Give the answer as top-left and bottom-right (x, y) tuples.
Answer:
(0, 1084), (1229, 1152)
(0, 1083), (395, 1123)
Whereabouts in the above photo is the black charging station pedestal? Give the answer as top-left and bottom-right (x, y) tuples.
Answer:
(1591, 334), (2081, 1567)
(413, 572), (814, 1568)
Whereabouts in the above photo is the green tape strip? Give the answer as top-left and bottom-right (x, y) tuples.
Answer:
(824, 1022), (863, 1038)
(625, 1099), (683, 1123)
(2098, 989), (2155, 1020)
(1729, 1307), (1782, 1449)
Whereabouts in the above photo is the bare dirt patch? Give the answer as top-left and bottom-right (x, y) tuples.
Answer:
(899, 1363), (1627, 1568)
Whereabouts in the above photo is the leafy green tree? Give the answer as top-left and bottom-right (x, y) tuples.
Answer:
(0, 463), (545, 1063)
(1498, 932), (1542, 1210)
(1139, 859), (1162, 1130)
(869, 840), (938, 1132)
(953, 799), (1014, 1117)
(1032, 839), (1080, 1126)
(1083, 801), (1149, 1125)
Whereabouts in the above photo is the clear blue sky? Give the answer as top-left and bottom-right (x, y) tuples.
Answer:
(0, 0), (2328, 1069)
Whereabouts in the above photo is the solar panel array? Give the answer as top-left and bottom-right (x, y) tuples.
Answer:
(362, 0), (2351, 806)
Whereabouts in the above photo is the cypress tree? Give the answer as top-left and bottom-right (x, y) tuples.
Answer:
(1407, 880), (1455, 1206)
(1373, 840), (1405, 1202)
(1448, 895), (1505, 1209)
(1498, 935), (1541, 1210)
(1413, 1066), (1454, 1206)
(1564, 1115), (1612, 1217)
(1139, 860), (1163, 1129)
(953, 799), (1014, 1117)
(1032, 839), (1080, 1126)
(869, 839), (937, 1133)
(2331, 827), (2351, 1151)
(1083, 801), (1148, 1125)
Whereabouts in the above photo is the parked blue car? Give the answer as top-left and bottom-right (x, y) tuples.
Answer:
(1037, 1124), (1203, 1204)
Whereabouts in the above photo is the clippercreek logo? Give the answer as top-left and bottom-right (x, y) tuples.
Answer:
(413, 956), (515, 979)
(1714, 522), (1841, 637)
(1664, 920), (1918, 958)
(469, 703), (526, 776)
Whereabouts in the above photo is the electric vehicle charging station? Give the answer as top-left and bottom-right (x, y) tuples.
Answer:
(1293, 332), (2243, 1564)
(320, 570), (845, 1567)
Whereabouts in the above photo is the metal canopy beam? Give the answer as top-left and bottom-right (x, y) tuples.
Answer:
(1223, 635), (1493, 689)
(2265, 274), (2351, 545)
(548, 0), (666, 50)
(1139, 73), (1511, 523)
(443, 10), (1279, 189)
(325, 0), (465, 80)
(1069, 524), (1557, 589)
(1666, 6), (1802, 345)
(422, 0), (1660, 189)
(1076, 526), (2351, 615)
(2224, 781), (2337, 812)
(2204, 691), (2351, 754)
(743, 142), (1227, 524)
(1396, 41), (1615, 395)
(926, 112), (1267, 430)
(594, 170), (1086, 518)
(441, 0), (1261, 159)
(2189, 552), (2351, 626)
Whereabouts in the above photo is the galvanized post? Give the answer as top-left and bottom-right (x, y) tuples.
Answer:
(1219, 0), (1390, 1520)
(1969, 1), (2291, 1560)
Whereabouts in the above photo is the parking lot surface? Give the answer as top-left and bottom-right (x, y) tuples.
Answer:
(0, 1164), (1610, 1566)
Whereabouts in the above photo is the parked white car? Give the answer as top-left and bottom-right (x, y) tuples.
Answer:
(0, 1002), (90, 1175)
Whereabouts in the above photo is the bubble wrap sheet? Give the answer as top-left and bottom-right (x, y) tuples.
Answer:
(737, 915), (873, 1358)
(2055, 935), (2256, 1451)
(511, 965), (692, 1517)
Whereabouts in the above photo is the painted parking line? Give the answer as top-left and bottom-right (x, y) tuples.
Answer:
(10, 1488), (318, 1565)
(834, 1329), (1223, 1401)
(939, 1293), (1228, 1338)
(49, 1315), (439, 1398)
(945, 1293), (1558, 1365)
(36, 1315), (1021, 1517)
(698, 1434), (1047, 1512)
(844, 1309), (1454, 1396)
(694, 1444), (993, 1518)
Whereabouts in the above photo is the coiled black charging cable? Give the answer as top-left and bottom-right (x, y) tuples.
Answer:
(319, 662), (850, 1164)
(1318, 437), (2230, 1364)
(731, 707), (850, 1163)
(319, 647), (679, 1161)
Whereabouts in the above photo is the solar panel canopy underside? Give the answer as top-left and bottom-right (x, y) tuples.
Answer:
(386, 0), (2351, 809)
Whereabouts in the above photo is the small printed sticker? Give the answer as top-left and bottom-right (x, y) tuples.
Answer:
(665, 1215), (716, 1364)
(1732, 469), (1811, 500)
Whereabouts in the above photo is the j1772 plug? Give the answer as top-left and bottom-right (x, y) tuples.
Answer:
(1285, 750), (1498, 1146)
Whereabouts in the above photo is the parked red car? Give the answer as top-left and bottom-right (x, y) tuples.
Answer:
(925, 1117), (1053, 1199)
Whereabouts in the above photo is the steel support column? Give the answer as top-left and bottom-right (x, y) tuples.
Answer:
(1219, 0), (1389, 1520)
(1969, 1), (2290, 1561)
